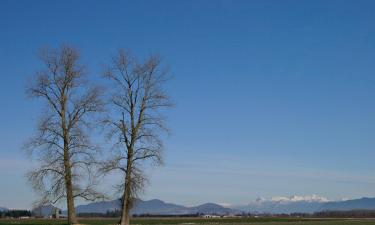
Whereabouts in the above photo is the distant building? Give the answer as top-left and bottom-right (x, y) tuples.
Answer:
(19, 216), (31, 219)
(202, 214), (221, 218)
(32, 204), (61, 218)
(51, 208), (60, 219)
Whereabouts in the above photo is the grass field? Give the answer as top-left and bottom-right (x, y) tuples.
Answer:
(1, 218), (375, 225)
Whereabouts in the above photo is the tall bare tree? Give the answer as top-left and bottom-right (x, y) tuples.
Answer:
(25, 46), (103, 225)
(101, 50), (172, 225)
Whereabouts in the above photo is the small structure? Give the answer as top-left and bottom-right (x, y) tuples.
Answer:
(202, 214), (221, 218)
(52, 208), (60, 219)
(19, 216), (31, 219)
(32, 204), (61, 218)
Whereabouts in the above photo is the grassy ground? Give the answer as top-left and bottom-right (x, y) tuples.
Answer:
(1, 218), (375, 225)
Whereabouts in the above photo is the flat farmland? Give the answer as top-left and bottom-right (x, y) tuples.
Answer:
(1, 218), (375, 225)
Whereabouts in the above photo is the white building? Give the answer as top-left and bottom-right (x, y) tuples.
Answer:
(202, 214), (221, 218)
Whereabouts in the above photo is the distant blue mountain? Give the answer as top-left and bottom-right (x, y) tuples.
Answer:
(319, 198), (375, 211)
(75, 199), (236, 215)
(189, 203), (236, 215)
(131, 199), (188, 215)
(237, 201), (324, 214)
(235, 196), (375, 214)
(75, 199), (121, 214)
(43, 196), (375, 216)
(0, 207), (8, 212)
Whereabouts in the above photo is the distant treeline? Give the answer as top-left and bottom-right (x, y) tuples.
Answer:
(0, 210), (32, 218)
(313, 210), (375, 218)
(250, 210), (375, 218)
(7, 209), (375, 219)
(133, 213), (204, 218)
(78, 209), (122, 218)
(272, 210), (375, 218)
(77, 211), (203, 218)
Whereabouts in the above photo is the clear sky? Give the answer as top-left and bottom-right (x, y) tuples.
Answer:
(1, 0), (375, 209)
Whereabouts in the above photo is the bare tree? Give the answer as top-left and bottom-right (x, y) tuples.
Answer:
(25, 45), (104, 225)
(102, 50), (172, 225)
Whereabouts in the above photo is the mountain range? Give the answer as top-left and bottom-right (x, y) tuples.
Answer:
(320, 197), (375, 211)
(75, 199), (237, 215)
(234, 195), (375, 214)
(6, 196), (375, 216)
(72, 196), (375, 215)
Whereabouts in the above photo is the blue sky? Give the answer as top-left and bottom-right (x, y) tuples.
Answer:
(1, 0), (375, 209)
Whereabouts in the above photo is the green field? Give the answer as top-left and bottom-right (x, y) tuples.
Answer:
(1, 218), (375, 225)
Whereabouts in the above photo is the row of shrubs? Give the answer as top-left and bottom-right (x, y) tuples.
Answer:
(0, 210), (32, 218)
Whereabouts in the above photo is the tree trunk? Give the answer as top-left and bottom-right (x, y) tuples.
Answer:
(64, 143), (78, 224)
(66, 173), (78, 225)
(120, 157), (132, 225)
(62, 98), (78, 225)
(120, 198), (130, 225)
(120, 179), (131, 225)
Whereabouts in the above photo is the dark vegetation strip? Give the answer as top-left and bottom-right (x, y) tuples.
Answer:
(0, 218), (372, 225)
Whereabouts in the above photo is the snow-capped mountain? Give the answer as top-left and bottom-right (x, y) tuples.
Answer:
(270, 195), (329, 203)
(33, 196), (375, 216)
(320, 197), (375, 211)
(234, 195), (330, 214)
(234, 195), (375, 214)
